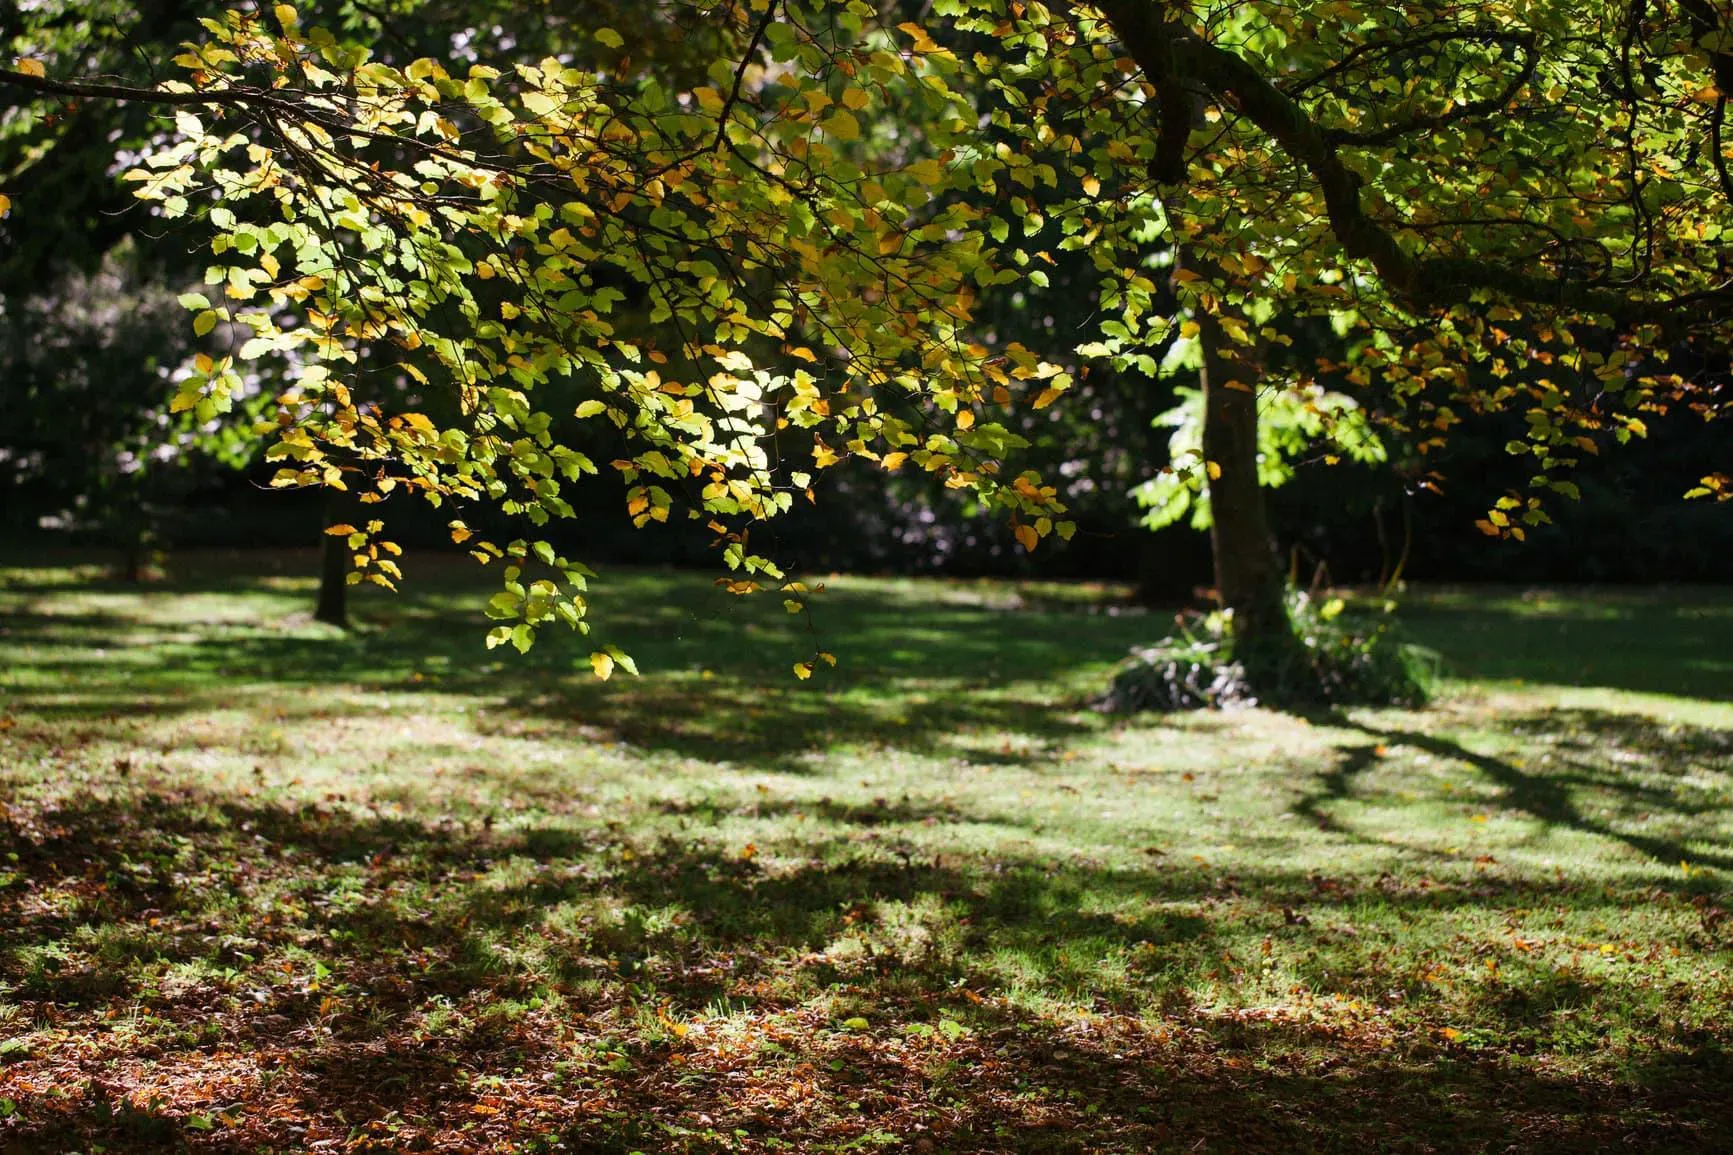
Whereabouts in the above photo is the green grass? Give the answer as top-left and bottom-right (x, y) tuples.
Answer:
(2, 551), (1732, 1152)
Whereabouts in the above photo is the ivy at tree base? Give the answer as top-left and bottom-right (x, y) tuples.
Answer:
(1100, 592), (1437, 713)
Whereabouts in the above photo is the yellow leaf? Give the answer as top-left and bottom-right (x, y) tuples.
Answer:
(1081, 175), (1100, 197)
(15, 59), (45, 79)
(897, 22), (940, 53)
(841, 87), (870, 111)
(821, 111), (859, 141)
(1014, 524), (1038, 552)
(1032, 387), (1063, 409)
(793, 662), (813, 680)
(0, 194), (11, 217)
(881, 452), (908, 471)
(274, 4), (298, 28)
(1204, 460), (1222, 481)
(575, 400), (607, 418)
(956, 409), (975, 430)
(590, 651), (615, 680)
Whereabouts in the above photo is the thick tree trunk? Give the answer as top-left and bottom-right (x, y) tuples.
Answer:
(314, 498), (350, 628)
(1194, 306), (1306, 690)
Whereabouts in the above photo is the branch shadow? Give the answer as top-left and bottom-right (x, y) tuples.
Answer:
(3, 787), (1732, 1152)
(0, 567), (1142, 772)
(1295, 706), (1733, 871)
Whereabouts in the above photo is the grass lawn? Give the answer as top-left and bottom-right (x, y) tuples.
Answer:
(2, 551), (1732, 1152)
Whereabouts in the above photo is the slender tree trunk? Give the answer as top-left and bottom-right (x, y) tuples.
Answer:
(1194, 304), (1305, 688)
(314, 496), (350, 628)
(119, 541), (145, 585)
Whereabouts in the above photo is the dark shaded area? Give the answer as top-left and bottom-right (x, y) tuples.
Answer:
(1396, 588), (1733, 701)
(1, 779), (1731, 1153)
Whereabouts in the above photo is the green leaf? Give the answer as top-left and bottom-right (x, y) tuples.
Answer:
(821, 111), (859, 141)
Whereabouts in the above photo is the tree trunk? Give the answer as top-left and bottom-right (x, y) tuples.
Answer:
(1194, 305), (1306, 690)
(314, 498), (350, 628)
(119, 541), (145, 585)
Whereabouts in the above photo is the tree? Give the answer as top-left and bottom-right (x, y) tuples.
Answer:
(1012, 0), (1733, 679)
(2, 1), (1729, 680)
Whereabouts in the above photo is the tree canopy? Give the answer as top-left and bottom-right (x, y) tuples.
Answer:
(3, 0), (1729, 668)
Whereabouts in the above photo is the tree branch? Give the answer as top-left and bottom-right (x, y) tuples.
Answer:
(0, 65), (273, 108)
(1090, 0), (1733, 328)
(1321, 32), (1538, 147)
(712, 0), (779, 153)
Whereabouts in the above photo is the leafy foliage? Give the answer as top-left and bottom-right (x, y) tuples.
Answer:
(76, 3), (1072, 653)
(0, 243), (252, 570)
(4, 0), (1733, 665)
(1134, 381), (1387, 531)
(1102, 590), (1436, 712)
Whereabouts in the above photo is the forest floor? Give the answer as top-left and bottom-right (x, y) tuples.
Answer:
(2, 551), (1731, 1153)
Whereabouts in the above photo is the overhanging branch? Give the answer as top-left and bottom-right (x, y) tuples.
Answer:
(0, 65), (274, 109)
(1090, 0), (1733, 329)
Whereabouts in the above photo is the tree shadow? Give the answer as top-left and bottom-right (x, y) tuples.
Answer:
(0, 571), (1142, 771)
(1398, 586), (1733, 701)
(3, 786), (1732, 1152)
(1295, 706), (1733, 871)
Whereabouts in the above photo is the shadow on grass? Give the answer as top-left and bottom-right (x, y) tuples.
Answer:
(0, 573), (1139, 770)
(3, 752), (1733, 1154)
(1296, 706), (1733, 870)
(3, 788), (1733, 1151)
(1399, 586), (1733, 701)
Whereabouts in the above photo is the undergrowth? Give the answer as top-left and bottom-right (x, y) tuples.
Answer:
(1102, 590), (1438, 713)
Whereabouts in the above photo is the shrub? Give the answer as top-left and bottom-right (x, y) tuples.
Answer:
(1100, 590), (1437, 713)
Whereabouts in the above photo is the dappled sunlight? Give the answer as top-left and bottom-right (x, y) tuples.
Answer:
(5, 561), (1733, 1149)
